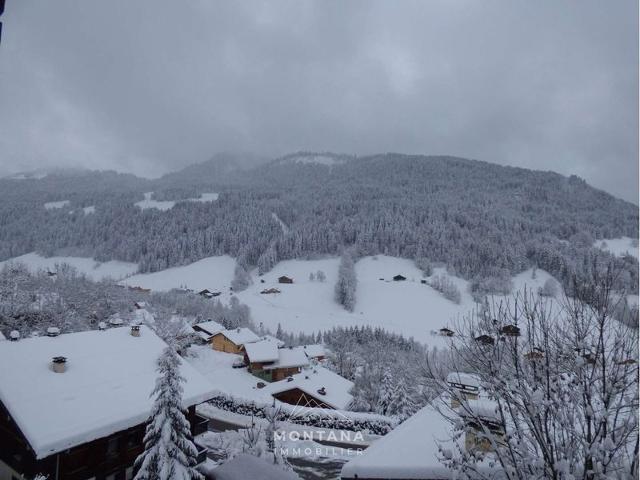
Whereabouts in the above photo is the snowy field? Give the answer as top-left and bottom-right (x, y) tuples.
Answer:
(0, 253), (138, 281)
(135, 192), (219, 211)
(120, 255), (235, 292)
(594, 237), (638, 258)
(113, 253), (563, 346)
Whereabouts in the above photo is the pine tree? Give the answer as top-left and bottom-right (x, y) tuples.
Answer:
(134, 347), (203, 480)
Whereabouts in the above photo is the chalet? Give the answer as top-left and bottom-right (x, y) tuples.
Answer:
(198, 289), (221, 299)
(260, 287), (281, 295)
(446, 372), (480, 407)
(128, 286), (151, 293)
(266, 365), (353, 410)
(133, 301), (147, 310)
(438, 327), (454, 337)
(392, 274), (407, 281)
(260, 334), (285, 348)
(500, 324), (521, 337)
(341, 381), (500, 480)
(210, 328), (261, 354)
(458, 400), (504, 454)
(244, 343), (310, 382)
(302, 344), (326, 361)
(475, 334), (495, 346)
(524, 349), (545, 361)
(278, 275), (294, 284)
(0, 326), (214, 480)
(192, 320), (224, 342)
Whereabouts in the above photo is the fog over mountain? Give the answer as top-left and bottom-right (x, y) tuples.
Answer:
(0, 1), (637, 202)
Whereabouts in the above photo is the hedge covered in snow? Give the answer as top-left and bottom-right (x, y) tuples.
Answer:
(207, 394), (395, 435)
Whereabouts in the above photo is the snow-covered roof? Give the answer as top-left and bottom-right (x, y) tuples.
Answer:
(193, 320), (224, 337)
(446, 372), (481, 390)
(260, 334), (285, 347)
(301, 344), (325, 359)
(267, 365), (353, 410)
(0, 326), (216, 459)
(211, 453), (301, 480)
(218, 328), (261, 346)
(262, 346), (309, 370)
(341, 400), (452, 479)
(244, 340), (280, 363)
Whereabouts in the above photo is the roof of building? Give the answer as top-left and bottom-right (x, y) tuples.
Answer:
(0, 325), (215, 459)
(211, 453), (301, 480)
(446, 372), (481, 389)
(193, 320), (224, 337)
(262, 346), (309, 370)
(260, 334), (285, 348)
(267, 365), (353, 410)
(301, 344), (325, 359)
(341, 399), (453, 479)
(244, 340), (280, 363)
(218, 327), (261, 347)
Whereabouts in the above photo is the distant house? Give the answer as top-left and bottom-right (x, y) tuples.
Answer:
(446, 372), (480, 407)
(278, 275), (294, 284)
(260, 287), (281, 295)
(244, 343), (310, 382)
(267, 365), (353, 410)
(198, 289), (221, 299)
(500, 324), (521, 337)
(0, 326), (213, 480)
(475, 334), (495, 346)
(128, 286), (151, 293)
(393, 274), (407, 281)
(210, 328), (261, 354)
(134, 301), (147, 310)
(439, 327), (454, 337)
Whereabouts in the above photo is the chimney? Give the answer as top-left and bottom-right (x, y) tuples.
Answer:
(317, 387), (326, 396)
(131, 325), (141, 337)
(47, 327), (61, 337)
(52, 356), (67, 373)
(9, 330), (20, 341)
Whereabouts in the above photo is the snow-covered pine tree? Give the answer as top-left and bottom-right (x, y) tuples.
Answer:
(134, 347), (203, 480)
(334, 250), (357, 312)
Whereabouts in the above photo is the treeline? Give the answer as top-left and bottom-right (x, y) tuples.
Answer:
(0, 154), (637, 296)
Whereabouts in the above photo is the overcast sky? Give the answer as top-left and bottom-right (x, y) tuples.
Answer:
(0, 1), (637, 202)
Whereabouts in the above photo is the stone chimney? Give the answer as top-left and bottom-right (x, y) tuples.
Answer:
(52, 356), (67, 373)
(131, 325), (141, 337)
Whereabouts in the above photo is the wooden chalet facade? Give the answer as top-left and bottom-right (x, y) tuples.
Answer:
(272, 387), (333, 409)
(0, 404), (208, 480)
(278, 275), (294, 284)
(0, 326), (215, 480)
(210, 328), (260, 354)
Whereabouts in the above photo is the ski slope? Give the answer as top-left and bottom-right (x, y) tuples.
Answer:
(0, 253), (138, 281)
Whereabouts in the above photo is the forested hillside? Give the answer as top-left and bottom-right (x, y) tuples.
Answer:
(1, 153), (637, 295)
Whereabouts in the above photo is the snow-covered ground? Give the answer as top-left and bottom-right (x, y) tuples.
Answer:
(120, 255), (235, 292)
(135, 192), (219, 211)
(135, 192), (176, 211)
(594, 237), (638, 258)
(82, 205), (96, 215)
(114, 253), (564, 346)
(44, 200), (70, 210)
(0, 253), (138, 281)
